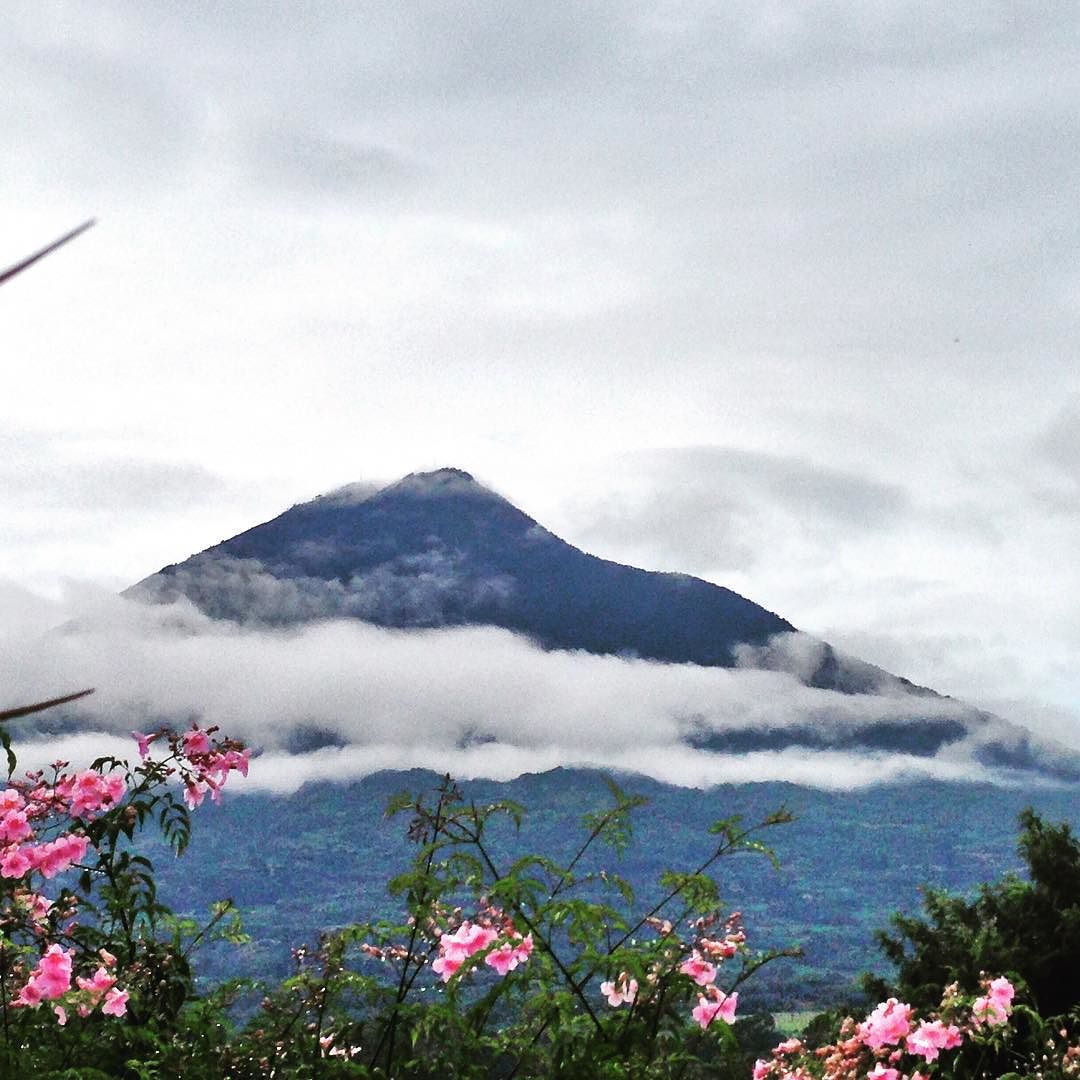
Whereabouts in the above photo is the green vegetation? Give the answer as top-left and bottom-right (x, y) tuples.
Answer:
(867, 808), (1080, 1017)
(1, 697), (1079, 1077)
(145, 770), (1080, 1011)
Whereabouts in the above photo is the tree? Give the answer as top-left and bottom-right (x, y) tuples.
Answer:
(866, 808), (1080, 1017)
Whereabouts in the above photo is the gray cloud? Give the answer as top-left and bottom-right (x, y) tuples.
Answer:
(11, 734), (1013, 797)
(132, 553), (514, 626)
(568, 447), (910, 576)
(1032, 399), (1080, 485)
(6, 20), (198, 197)
(242, 130), (423, 202)
(0, 454), (225, 512)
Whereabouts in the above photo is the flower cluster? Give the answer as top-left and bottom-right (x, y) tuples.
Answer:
(133, 724), (250, 809)
(0, 767), (116, 887)
(691, 985), (739, 1030)
(14, 943), (128, 1019)
(601, 910), (744, 1032)
(971, 975), (1015, 1027)
(753, 976), (1017, 1080)
(0, 723), (247, 1026)
(430, 904), (533, 981)
(600, 972), (638, 1007)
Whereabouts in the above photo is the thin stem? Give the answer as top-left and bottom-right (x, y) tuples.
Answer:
(646, 977), (670, 1063)
(311, 961), (330, 1079)
(370, 782), (449, 1072)
(547, 809), (618, 901)
(181, 899), (235, 959)
(467, 826), (606, 1036)
(0, 941), (11, 1072)
(605, 820), (775, 961)
(505, 1012), (553, 1080)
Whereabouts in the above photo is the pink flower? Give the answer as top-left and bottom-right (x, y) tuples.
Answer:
(0, 789), (25, 813)
(511, 933), (533, 963)
(183, 782), (206, 810)
(222, 748), (250, 777)
(102, 987), (128, 1017)
(23, 891), (52, 923)
(600, 973), (638, 1007)
(64, 770), (125, 819)
(33, 833), (89, 878)
(1, 845), (32, 879)
(867, 1065), (901, 1080)
(131, 731), (156, 759)
(700, 936), (739, 959)
(972, 995), (1008, 1026)
(0, 809), (32, 844)
(18, 945), (74, 1004)
(431, 921), (500, 982)
(38, 944), (73, 989)
(692, 989), (737, 1030)
(488, 928), (533, 980)
(442, 922), (498, 960)
(752, 1060), (772, 1080)
(906, 1019), (963, 1061)
(680, 953), (718, 987)
(183, 728), (212, 757)
(431, 953), (463, 981)
(485, 944), (520, 976)
(77, 966), (117, 994)
(16, 981), (44, 1007)
(988, 976), (1015, 1007)
(54, 1005), (67, 1025)
(484, 934), (533, 976)
(859, 999), (913, 1050)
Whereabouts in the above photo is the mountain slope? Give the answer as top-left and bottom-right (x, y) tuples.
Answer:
(130, 468), (799, 669)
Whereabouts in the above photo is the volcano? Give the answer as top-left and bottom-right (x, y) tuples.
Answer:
(131, 467), (862, 680)
(124, 468), (1078, 775)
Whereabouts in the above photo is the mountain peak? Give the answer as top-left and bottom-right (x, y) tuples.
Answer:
(379, 467), (485, 499)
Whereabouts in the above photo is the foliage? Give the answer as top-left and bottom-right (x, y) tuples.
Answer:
(0, 699), (249, 1077)
(220, 775), (797, 1078)
(2, 690), (1079, 1079)
(145, 771), (1080, 1012)
(755, 976), (1080, 1079)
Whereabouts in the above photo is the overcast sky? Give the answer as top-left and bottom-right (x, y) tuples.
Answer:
(2, 2), (1079, 748)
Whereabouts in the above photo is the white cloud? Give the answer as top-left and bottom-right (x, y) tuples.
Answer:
(12, 738), (1005, 797)
(1, 585), (1071, 795)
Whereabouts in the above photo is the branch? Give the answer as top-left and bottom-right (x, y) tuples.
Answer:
(0, 220), (96, 286)
(0, 688), (94, 722)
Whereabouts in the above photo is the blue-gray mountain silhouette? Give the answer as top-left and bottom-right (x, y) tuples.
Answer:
(132, 468), (799, 667)
(127, 468), (1078, 776)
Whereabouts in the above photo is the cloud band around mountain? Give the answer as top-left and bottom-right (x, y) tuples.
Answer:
(2, 585), (1066, 794)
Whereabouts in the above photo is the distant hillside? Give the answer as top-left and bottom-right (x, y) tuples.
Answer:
(151, 767), (1080, 1011)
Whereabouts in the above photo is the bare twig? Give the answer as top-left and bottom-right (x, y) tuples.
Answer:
(0, 220), (95, 287)
(0, 688), (95, 722)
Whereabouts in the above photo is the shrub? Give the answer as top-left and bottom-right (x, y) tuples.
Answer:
(224, 775), (796, 1078)
(0, 693), (248, 1077)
